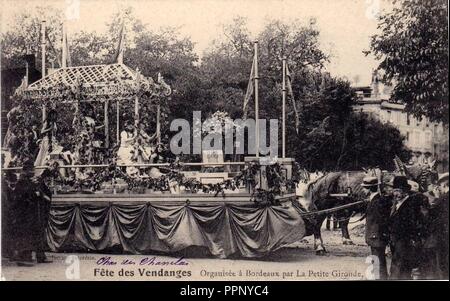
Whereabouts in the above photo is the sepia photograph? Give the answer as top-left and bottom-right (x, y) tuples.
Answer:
(0, 0), (448, 283)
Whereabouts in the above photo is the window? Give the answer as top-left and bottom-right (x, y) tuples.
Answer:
(425, 131), (433, 146)
(387, 110), (392, 123)
(413, 131), (421, 147)
(406, 113), (410, 125)
(395, 111), (400, 124)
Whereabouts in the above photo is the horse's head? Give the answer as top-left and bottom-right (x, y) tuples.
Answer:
(296, 171), (324, 212)
(405, 161), (438, 192)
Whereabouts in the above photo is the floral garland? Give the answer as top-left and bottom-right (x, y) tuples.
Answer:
(47, 160), (305, 205)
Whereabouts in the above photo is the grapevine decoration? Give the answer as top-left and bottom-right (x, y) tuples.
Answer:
(5, 63), (172, 168)
(7, 63), (306, 204)
(45, 160), (305, 204)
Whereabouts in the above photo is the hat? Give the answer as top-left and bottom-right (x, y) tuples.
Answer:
(361, 176), (379, 187)
(438, 172), (449, 185)
(389, 176), (411, 191)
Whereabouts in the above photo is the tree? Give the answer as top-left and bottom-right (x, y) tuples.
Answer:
(200, 17), (329, 118)
(199, 17), (410, 171)
(69, 31), (113, 66)
(343, 114), (411, 170)
(285, 72), (409, 171)
(369, 0), (449, 123)
(0, 6), (62, 69)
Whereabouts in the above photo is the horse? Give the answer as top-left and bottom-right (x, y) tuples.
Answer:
(295, 161), (438, 255)
(296, 171), (370, 255)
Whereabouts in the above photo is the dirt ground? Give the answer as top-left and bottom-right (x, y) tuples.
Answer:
(1, 219), (384, 281)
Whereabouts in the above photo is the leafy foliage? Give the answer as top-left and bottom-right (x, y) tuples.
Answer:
(0, 6), (62, 68)
(369, 0), (449, 123)
(2, 9), (411, 172)
(199, 18), (410, 171)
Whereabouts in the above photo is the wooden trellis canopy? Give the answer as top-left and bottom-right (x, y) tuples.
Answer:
(17, 63), (171, 101)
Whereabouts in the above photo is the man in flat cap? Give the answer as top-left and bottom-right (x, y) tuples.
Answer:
(362, 176), (391, 280)
(388, 175), (429, 279)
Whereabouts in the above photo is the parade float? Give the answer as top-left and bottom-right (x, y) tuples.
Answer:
(3, 23), (307, 258)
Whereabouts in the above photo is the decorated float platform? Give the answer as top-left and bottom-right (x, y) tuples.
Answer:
(40, 158), (305, 259)
(3, 39), (306, 258)
(5, 159), (306, 258)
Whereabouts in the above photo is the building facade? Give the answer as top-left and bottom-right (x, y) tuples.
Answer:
(353, 71), (449, 172)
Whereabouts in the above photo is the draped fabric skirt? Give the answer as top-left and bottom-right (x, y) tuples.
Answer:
(45, 200), (305, 258)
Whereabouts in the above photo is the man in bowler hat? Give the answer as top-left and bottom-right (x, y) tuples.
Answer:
(388, 175), (428, 279)
(362, 176), (391, 280)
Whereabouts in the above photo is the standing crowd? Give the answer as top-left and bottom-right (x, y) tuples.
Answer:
(1, 161), (53, 266)
(363, 173), (449, 280)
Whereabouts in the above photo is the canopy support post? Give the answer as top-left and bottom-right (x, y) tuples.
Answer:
(254, 41), (259, 158)
(42, 105), (46, 122)
(74, 97), (80, 128)
(156, 104), (161, 143)
(134, 95), (139, 130)
(104, 99), (109, 148)
(41, 20), (46, 78)
(282, 57), (286, 159)
(116, 100), (120, 143)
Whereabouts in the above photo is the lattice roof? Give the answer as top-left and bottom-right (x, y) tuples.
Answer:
(17, 63), (171, 101)
(29, 63), (136, 89)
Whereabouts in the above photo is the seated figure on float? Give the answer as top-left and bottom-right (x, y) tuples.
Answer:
(69, 117), (95, 179)
(132, 121), (159, 175)
(148, 143), (168, 178)
(138, 121), (158, 160)
(82, 105), (105, 162)
(149, 143), (179, 193)
(53, 144), (78, 180)
(116, 121), (136, 176)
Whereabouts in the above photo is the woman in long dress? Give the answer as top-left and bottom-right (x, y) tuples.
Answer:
(116, 121), (136, 175)
(34, 110), (57, 176)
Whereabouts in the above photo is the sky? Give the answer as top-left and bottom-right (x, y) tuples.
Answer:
(1, 0), (393, 85)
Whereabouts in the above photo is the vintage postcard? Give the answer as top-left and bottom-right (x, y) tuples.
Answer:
(0, 0), (448, 284)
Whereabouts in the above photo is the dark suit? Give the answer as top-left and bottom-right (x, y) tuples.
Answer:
(365, 192), (391, 279)
(421, 192), (448, 279)
(435, 193), (449, 279)
(35, 180), (52, 261)
(1, 177), (15, 258)
(12, 176), (40, 261)
(389, 193), (428, 280)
